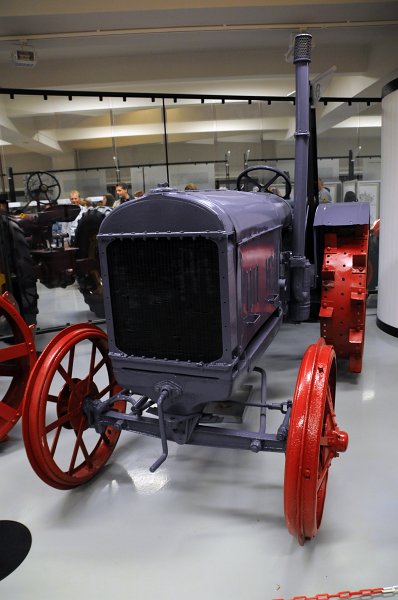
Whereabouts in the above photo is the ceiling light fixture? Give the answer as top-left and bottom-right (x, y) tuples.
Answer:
(12, 41), (37, 68)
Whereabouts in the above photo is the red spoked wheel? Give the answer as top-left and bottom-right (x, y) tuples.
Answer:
(0, 293), (36, 440)
(284, 338), (348, 545)
(22, 323), (126, 489)
(319, 225), (369, 373)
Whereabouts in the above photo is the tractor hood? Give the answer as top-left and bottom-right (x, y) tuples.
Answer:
(99, 188), (292, 242)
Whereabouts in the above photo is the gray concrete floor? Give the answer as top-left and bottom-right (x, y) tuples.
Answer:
(1, 286), (397, 600)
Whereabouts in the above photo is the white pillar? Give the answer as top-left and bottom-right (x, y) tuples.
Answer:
(377, 78), (398, 336)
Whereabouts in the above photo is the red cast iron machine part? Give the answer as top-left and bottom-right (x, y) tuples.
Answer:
(22, 323), (126, 489)
(0, 293), (36, 440)
(284, 338), (348, 545)
(319, 224), (369, 373)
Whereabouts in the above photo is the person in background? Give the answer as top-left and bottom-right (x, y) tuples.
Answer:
(96, 193), (115, 216)
(184, 182), (198, 191)
(102, 194), (115, 207)
(343, 190), (358, 202)
(113, 182), (131, 207)
(68, 189), (83, 207)
(318, 178), (332, 203)
(133, 190), (144, 199)
(61, 189), (88, 246)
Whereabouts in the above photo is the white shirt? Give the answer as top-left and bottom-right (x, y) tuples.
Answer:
(61, 205), (87, 241)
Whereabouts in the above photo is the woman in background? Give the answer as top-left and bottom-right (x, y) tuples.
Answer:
(97, 193), (115, 215)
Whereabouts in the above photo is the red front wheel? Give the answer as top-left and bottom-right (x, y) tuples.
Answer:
(284, 338), (348, 544)
(22, 323), (126, 489)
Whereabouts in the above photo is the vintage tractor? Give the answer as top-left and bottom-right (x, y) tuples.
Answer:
(0, 182), (108, 436)
(21, 34), (369, 544)
(0, 211), (38, 439)
(7, 190), (108, 316)
(0, 186), (101, 438)
(14, 203), (81, 289)
(0, 211), (39, 326)
(7, 170), (81, 292)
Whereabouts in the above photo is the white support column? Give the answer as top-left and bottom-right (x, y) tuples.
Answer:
(377, 78), (398, 336)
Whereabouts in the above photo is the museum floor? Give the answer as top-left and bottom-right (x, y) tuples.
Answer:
(1, 285), (396, 600)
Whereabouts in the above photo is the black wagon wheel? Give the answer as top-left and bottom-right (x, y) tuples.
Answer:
(236, 165), (292, 199)
(26, 171), (61, 207)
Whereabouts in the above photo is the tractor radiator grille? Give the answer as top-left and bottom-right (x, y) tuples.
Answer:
(107, 236), (223, 362)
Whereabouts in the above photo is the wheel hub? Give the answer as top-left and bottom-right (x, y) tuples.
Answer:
(321, 429), (349, 454)
(57, 378), (99, 432)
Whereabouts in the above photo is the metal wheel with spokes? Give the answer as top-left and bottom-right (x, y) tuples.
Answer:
(0, 293), (36, 440)
(22, 323), (126, 489)
(236, 165), (292, 198)
(26, 171), (61, 207)
(284, 338), (348, 545)
(319, 225), (369, 373)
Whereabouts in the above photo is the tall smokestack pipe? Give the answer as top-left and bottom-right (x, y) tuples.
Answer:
(292, 33), (312, 258)
(290, 33), (313, 322)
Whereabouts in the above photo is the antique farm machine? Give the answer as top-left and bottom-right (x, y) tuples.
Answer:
(21, 34), (369, 544)
(0, 196), (82, 440)
(0, 170), (108, 440)
(10, 185), (105, 315)
(0, 211), (37, 440)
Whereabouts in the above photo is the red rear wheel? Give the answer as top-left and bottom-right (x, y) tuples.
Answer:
(0, 293), (36, 440)
(22, 323), (125, 489)
(319, 225), (369, 373)
(284, 338), (348, 544)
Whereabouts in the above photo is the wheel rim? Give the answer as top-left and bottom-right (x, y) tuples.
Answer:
(22, 324), (125, 489)
(319, 225), (369, 373)
(0, 293), (36, 439)
(284, 338), (348, 545)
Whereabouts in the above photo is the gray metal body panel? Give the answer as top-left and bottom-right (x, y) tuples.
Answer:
(314, 201), (370, 227)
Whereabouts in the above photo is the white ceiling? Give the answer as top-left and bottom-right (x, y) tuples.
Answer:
(0, 0), (397, 160)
